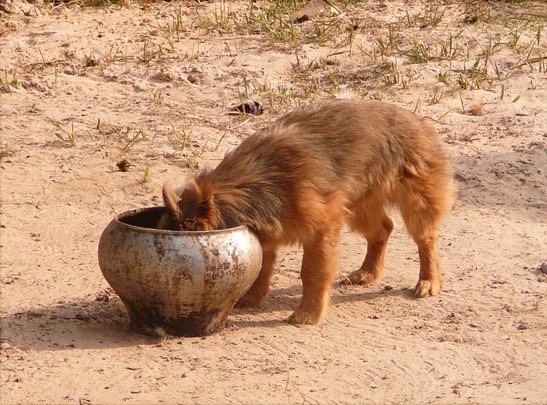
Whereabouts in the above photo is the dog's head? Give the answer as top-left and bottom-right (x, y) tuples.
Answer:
(158, 178), (219, 231)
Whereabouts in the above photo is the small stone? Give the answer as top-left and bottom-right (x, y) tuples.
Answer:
(187, 74), (199, 84)
(516, 322), (528, 331)
(0, 342), (12, 350)
(228, 100), (263, 116)
(132, 80), (150, 92)
(386, 56), (403, 69)
(116, 159), (131, 172)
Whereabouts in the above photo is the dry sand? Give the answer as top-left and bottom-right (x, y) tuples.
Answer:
(1, 0), (546, 403)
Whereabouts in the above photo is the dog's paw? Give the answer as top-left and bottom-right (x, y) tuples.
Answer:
(235, 292), (264, 308)
(414, 279), (442, 298)
(287, 309), (323, 325)
(340, 270), (378, 286)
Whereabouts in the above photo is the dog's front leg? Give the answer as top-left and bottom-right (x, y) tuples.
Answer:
(236, 247), (277, 308)
(288, 227), (341, 325)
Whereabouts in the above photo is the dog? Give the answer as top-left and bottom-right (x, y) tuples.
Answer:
(158, 100), (455, 325)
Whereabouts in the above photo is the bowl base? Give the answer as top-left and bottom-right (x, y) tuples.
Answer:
(123, 300), (233, 337)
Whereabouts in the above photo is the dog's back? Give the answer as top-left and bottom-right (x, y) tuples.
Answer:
(207, 99), (454, 223)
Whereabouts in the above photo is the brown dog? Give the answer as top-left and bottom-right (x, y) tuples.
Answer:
(159, 100), (455, 325)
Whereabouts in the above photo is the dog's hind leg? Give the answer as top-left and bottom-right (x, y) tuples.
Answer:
(344, 196), (393, 286)
(398, 171), (453, 297)
(402, 209), (443, 297)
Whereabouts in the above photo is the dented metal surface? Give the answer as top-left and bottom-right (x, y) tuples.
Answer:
(98, 207), (262, 337)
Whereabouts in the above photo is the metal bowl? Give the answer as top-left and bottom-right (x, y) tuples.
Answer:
(98, 207), (262, 337)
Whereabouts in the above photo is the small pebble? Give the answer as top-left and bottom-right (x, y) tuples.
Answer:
(386, 56), (403, 69)
(228, 100), (263, 116)
(116, 159), (131, 172)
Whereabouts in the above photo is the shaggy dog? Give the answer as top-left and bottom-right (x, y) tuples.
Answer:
(159, 100), (455, 325)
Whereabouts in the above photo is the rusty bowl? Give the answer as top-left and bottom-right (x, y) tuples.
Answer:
(98, 207), (262, 337)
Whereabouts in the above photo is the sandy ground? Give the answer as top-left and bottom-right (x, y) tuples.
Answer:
(1, 0), (546, 403)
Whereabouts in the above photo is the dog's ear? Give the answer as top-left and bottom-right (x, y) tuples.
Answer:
(178, 179), (215, 217)
(181, 179), (202, 203)
(197, 183), (217, 220)
(164, 178), (218, 229)
(162, 179), (184, 217)
(181, 179), (217, 229)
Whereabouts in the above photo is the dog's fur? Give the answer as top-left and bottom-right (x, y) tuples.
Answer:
(159, 100), (455, 325)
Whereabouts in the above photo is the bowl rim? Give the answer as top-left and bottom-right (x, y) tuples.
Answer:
(114, 206), (252, 236)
